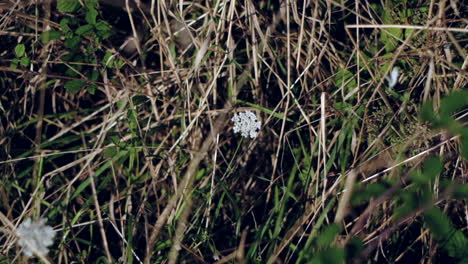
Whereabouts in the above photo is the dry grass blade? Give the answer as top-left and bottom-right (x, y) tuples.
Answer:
(0, 0), (466, 263)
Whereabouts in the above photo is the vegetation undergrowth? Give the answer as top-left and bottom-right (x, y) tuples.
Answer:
(0, 0), (467, 263)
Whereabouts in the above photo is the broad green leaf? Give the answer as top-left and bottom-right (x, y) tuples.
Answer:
(346, 237), (364, 260)
(317, 224), (341, 248)
(425, 208), (468, 259)
(64, 35), (81, 49)
(75, 24), (94, 35)
(380, 8), (402, 52)
(19, 57), (30, 67)
(424, 207), (452, 239)
(461, 134), (468, 160)
(57, 0), (80, 13)
(114, 58), (125, 69)
(410, 170), (425, 185)
(445, 230), (468, 259)
(89, 70), (99, 81)
(454, 183), (468, 199)
(64, 79), (85, 94)
(351, 182), (387, 206)
(420, 102), (436, 123)
(334, 67), (356, 92)
(85, 8), (98, 24)
(59, 18), (72, 32)
(382, 27), (402, 52)
(422, 156), (442, 180)
(84, 0), (98, 9)
(40, 30), (62, 44)
(86, 83), (97, 95)
(311, 247), (345, 264)
(440, 90), (468, 118)
(102, 50), (114, 68)
(10, 59), (18, 69)
(14, 44), (25, 57)
(333, 102), (352, 115)
(96, 21), (114, 39)
(104, 146), (117, 158)
(95, 20), (112, 32)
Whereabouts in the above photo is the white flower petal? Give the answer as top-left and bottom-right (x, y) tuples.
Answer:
(386, 66), (399, 89)
(17, 217), (56, 257)
(231, 110), (261, 138)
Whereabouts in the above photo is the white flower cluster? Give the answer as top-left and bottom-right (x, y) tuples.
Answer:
(231, 110), (261, 138)
(16, 217), (56, 257)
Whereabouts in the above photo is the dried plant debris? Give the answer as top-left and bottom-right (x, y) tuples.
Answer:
(0, 0), (466, 263)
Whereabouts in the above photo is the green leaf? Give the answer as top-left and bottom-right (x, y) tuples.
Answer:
(104, 146), (117, 158)
(440, 90), (468, 118)
(411, 156), (442, 184)
(57, 0), (80, 13)
(114, 58), (125, 69)
(424, 207), (452, 240)
(352, 182), (388, 206)
(169, 42), (176, 58)
(394, 190), (422, 220)
(15, 44), (26, 57)
(410, 170), (425, 185)
(380, 8), (402, 52)
(86, 83), (97, 95)
(102, 51), (114, 68)
(59, 18), (72, 32)
(420, 102), (436, 123)
(19, 57), (30, 67)
(85, 8), (98, 24)
(382, 27), (402, 52)
(40, 79), (58, 90)
(95, 20), (112, 32)
(154, 240), (171, 251)
(405, 28), (415, 39)
(380, 61), (393, 79)
(345, 237), (364, 260)
(10, 61), (18, 69)
(453, 183), (468, 199)
(89, 70), (99, 81)
(95, 20), (113, 40)
(311, 247), (345, 264)
(64, 35), (81, 49)
(461, 134), (468, 160)
(84, 0), (98, 9)
(75, 24), (94, 35)
(445, 230), (468, 259)
(40, 30), (62, 44)
(317, 224), (341, 248)
(64, 79), (86, 94)
(333, 102), (352, 115)
(334, 67), (356, 92)
(422, 156), (442, 180)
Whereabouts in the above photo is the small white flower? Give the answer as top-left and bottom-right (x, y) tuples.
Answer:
(385, 66), (399, 89)
(231, 110), (261, 138)
(16, 217), (56, 257)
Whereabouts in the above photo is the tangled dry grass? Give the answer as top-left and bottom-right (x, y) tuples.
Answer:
(0, 0), (467, 263)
